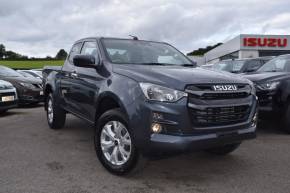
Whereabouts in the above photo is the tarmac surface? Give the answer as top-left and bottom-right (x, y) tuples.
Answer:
(1, 106), (290, 193)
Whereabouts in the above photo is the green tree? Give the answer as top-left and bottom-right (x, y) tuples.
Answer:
(187, 43), (223, 56)
(0, 44), (5, 59)
(5, 50), (22, 59)
(55, 49), (68, 60)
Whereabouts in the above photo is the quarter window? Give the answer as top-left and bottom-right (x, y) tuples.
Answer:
(68, 43), (82, 63)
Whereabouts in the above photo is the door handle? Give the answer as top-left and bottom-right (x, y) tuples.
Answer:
(71, 72), (78, 78)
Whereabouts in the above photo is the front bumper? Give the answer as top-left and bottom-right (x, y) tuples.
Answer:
(0, 88), (18, 111)
(18, 88), (44, 104)
(148, 126), (256, 155)
(126, 95), (257, 156)
(256, 90), (280, 112)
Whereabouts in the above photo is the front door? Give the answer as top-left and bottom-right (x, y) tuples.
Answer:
(73, 41), (104, 121)
(60, 42), (83, 113)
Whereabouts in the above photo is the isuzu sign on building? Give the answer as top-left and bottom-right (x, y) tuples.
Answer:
(241, 35), (290, 50)
(205, 34), (290, 63)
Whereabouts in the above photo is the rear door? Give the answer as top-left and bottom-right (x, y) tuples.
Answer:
(73, 40), (104, 121)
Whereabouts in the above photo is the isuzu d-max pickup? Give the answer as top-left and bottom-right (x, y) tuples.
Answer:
(43, 37), (257, 175)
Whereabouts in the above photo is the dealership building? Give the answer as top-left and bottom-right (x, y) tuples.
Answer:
(204, 34), (290, 64)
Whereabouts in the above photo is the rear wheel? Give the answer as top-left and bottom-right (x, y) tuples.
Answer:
(95, 108), (146, 175)
(46, 93), (66, 129)
(206, 143), (241, 155)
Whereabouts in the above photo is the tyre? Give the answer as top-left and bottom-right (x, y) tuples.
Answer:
(206, 143), (241, 155)
(95, 108), (146, 175)
(282, 102), (290, 133)
(0, 109), (8, 114)
(46, 93), (66, 129)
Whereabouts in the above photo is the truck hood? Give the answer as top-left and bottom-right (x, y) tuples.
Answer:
(113, 65), (250, 90)
(242, 72), (290, 83)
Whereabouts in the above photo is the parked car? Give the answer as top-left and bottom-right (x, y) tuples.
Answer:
(242, 54), (290, 132)
(212, 57), (273, 74)
(17, 70), (37, 78)
(43, 37), (257, 175)
(0, 80), (18, 114)
(18, 70), (43, 79)
(0, 66), (44, 105)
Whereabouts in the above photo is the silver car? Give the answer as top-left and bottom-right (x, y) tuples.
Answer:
(0, 80), (18, 114)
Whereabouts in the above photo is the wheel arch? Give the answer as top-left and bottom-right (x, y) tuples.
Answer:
(95, 91), (129, 124)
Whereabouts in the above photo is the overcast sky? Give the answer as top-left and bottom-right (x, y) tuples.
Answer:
(1, 0), (290, 57)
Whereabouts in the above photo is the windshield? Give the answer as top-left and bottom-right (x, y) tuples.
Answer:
(258, 56), (290, 72)
(102, 39), (192, 65)
(212, 61), (245, 73)
(0, 66), (23, 77)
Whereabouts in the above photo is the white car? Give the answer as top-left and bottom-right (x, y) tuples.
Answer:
(0, 80), (18, 114)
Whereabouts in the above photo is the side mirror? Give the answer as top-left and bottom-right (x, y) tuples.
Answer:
(73, 54), (99, 68)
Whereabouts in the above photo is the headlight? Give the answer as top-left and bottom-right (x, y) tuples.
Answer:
(257, 81), (280, 90)
(20, 82), (36, 89)
(139, 83), (187, 102)
(251, 85), (256, 95)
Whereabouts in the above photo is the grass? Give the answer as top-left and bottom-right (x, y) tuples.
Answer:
(0, 60), (64, 69)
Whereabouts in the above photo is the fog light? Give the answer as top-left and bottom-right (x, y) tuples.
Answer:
(151, 123), (162, 133)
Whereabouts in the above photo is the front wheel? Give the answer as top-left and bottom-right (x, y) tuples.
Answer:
(95, 109), (146, 175)
(0, 109), (8, 114)
(206, 143), (241, 155)
(46, 93), (66, 129)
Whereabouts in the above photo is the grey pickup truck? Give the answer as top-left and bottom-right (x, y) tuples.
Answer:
(43, 37), (257, 175)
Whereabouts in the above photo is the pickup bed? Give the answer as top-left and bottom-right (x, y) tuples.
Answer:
(43, 37), (257, 175)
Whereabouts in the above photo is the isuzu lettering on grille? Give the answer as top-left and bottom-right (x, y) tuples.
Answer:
(213, 85), (237, 91)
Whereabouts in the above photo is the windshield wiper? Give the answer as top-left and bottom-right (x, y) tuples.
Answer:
(139, 63), (168, 66)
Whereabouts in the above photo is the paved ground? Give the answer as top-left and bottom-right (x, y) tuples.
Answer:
(0, 106), (290, 193)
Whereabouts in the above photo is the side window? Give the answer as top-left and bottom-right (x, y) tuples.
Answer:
(81, 41), (99, 61)
(68, 43), (82, 64)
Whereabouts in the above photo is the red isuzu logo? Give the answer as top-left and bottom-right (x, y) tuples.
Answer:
(243, 37), (288, 47)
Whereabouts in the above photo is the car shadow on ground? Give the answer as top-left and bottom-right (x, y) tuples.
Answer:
(18, 103), (44, 109)
(257, 118), (286, 135)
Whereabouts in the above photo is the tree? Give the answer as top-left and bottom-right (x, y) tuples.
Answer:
(55, 49), (68, 60)
(0, 44), (5, 59)
(5, 50), (22, 59)
(187, 43), (223, 56)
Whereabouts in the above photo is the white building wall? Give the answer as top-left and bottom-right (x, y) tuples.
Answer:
(238, 50), (259, 59)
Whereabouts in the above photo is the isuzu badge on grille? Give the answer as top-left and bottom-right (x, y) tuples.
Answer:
(212, 85), (238, 91)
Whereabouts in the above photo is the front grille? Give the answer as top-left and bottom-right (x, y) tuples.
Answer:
(0, 92), (15, 97)
(186, 84), (251, 100)
(198, 92), (249, 100)
(33, 84), (43, 89)
(189, 105), (250, 127)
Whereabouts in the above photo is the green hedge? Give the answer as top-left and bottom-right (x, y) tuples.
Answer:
(0, 60), (64, 69)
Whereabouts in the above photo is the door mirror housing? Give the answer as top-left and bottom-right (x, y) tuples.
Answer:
(73, 54), (100, 68)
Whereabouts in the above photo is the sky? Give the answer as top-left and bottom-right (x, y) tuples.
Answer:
(1, 0), (290, 57)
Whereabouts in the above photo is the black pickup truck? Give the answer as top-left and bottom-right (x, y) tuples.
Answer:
(243, 54), (290, 132)
(43, 37), (257, 175)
